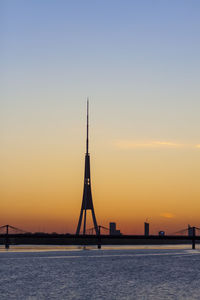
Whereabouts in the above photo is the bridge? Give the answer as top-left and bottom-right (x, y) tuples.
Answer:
(1, 224), (200, 250)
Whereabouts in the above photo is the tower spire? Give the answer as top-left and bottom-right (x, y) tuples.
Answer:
(76, 100), (99, 235)
(86, 98), (89, 154)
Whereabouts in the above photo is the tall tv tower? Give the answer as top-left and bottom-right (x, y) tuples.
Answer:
(76, 100), (99, 235)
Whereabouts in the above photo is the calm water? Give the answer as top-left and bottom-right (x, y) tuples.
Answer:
(0, 245), (200, 299)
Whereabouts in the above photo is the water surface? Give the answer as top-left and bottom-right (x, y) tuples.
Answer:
(0, 245), (200, 299)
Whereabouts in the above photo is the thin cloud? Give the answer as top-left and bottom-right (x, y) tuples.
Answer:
(114, 140), (183, 149)
(160, 213), (175, 219)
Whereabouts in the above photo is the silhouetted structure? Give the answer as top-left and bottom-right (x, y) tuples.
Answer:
(192, 227), (196, 249)
(159, 231), (165, 236)
(1, 224), (200, 249)
(144, 222), (149, 236)
(109, 222), (121, 235)
(0, 224), (27, 249)
(76, 100), (99, 235)
(188, 225), (193, 237)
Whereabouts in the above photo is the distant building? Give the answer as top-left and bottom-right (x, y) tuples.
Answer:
(109, 222), (121, 235)
(144, 222), (149, 236)
(159, 231), (165, 236)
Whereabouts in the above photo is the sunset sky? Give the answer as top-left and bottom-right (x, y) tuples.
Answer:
(1, 0), (200, 234)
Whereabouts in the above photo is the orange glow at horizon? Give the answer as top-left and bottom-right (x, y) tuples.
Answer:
(1, 137), (200, 235)
(2, 0), (200, 237)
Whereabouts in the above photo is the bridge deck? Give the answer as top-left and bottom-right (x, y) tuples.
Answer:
(0, 234), (199, 246)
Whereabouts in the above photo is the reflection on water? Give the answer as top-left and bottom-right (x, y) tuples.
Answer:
(0, 244), (199, 252)
(1, 245), (200, 299)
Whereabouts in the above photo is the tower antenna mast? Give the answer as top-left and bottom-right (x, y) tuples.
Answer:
(76, 99), (99, 235)
(86, 98), (89, 154)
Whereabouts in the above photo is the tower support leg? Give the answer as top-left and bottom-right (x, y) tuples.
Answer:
(91, 209), (99, 235)
(76, 209), (83, 235)
(192, 238), (195, 250)
(83, 210), (87, 235)
(192, 227), (196, 250)
(5, 225), (9, 249)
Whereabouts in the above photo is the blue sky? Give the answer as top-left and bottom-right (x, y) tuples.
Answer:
(1, 1), (200, 232)
(1, 1), (200, 142)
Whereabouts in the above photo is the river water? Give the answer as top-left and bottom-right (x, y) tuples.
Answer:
(0, 245), (200, 299)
